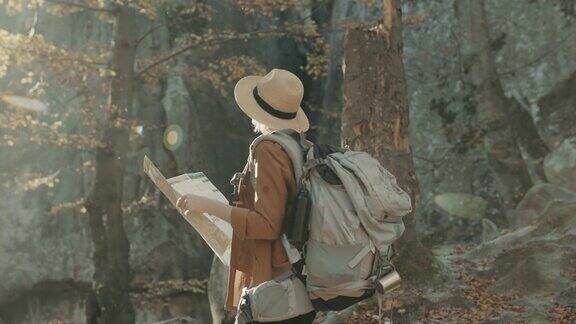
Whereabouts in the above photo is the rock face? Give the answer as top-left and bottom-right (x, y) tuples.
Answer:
(465, 183), (576, 311)
(208, 257), (234, 324)
(481, 219), (500, 242)
(405, 0), (576, 237)
(544, 136), (576, 192)
(537, 72), (576, 149)
(0, 280), (210, 324)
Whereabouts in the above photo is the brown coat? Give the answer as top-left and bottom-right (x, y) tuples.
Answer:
(225, 140), (296, 311)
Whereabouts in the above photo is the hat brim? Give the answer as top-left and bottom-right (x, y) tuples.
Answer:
(234, 75), (310, 133)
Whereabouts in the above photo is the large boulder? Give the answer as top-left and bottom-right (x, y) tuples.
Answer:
(466, 183), (576, 302)
(432, 193), (488, 220)
(510, 182), (576, 228)
(423, 193), (488, 245)
(487, 239), (575, 296)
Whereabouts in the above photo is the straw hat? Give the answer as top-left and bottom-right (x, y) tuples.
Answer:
(234, 69), (309, 132)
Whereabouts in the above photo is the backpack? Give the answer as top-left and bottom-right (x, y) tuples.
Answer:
(248, 129), (412, 311)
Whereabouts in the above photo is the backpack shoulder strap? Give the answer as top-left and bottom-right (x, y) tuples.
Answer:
(249, 130), (311, 265)
(249, 129), (312, 188)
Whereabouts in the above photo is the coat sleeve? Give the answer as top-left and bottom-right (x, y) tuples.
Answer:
(230, 141), (294, 240)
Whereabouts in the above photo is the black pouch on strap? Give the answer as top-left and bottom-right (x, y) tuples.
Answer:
(284, 186), (311, 250)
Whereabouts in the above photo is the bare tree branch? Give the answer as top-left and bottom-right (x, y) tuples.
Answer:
(136, 23), (355, 77)
(135, 4), (334, 75)
(135, 22), (172, 47)
(136, 28), (290, 77)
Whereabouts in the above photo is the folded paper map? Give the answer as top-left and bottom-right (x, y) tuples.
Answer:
(143, 155), (232, 266)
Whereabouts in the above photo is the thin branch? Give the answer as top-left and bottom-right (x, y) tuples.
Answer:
(136, 28), (286, 77)
(136, 21), (362, 77)
(413, 154), (440, 166)
(136, 41), (210, 76)
(135, 22), (171, 47)
(136, 2), (334, 75)
(46, 0), (115, 13)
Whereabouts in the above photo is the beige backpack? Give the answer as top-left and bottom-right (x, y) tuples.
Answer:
(248, 129), (411, 311)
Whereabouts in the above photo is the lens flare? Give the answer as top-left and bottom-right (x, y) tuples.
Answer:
(163, 124), (183, 151)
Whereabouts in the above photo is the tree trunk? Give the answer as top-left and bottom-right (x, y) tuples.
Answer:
(84, 6), (137, 324)
(341, 0), (437, 284)
(455, 0), (534, 211)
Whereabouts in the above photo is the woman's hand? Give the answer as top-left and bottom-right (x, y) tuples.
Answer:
(176, 194), (201, 216)
(176, 193), (233, 223)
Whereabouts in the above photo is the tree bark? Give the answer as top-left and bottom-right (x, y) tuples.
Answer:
(84, 6), (137, 324)
(455, 0), (534, 211)
(341, 0), (437, 284)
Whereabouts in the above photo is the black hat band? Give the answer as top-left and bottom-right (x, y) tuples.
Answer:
(252, 87), (297, 120)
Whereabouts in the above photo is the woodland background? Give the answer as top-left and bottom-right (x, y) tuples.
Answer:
(0, 0), (575, 323)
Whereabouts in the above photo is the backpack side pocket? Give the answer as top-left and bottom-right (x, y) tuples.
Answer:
(247, 276), (313, 322)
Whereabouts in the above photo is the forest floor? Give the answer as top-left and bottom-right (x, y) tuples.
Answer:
(318, 183), (576, 323)
(315, 244), (576, 324)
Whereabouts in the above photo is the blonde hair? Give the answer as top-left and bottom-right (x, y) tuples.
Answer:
(251, 119), (276, 135)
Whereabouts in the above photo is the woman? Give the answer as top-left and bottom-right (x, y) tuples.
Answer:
(176, 69), (316, 323)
